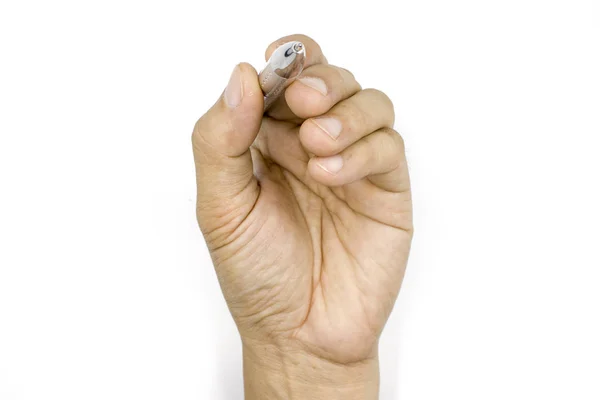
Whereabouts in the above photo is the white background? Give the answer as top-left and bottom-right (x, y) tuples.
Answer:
(1, 0), (599, 399)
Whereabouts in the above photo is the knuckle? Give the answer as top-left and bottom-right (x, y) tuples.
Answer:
(360, 88), (396, 127)
(191, 118), (204, 148)
(363, 88), (395, 118)
(364, 136), (381, 170)
(382, 127), (405, 151)
(366, 128), (405, 171)
(191, 115), (222, 157)
(387, 130), (406, 170)
(340, 102), (368, 135)
(331, 66), (347, 87)
(393, 130), (406, 151)
(338, 66), (356, 82)
(334, 66), (361, 93)
(363, 88), (388, 102)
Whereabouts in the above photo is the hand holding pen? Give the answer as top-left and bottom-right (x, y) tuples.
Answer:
(192, 34), (412, 400)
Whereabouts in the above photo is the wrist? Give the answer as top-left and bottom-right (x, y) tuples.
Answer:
(242, 337), (379, 400)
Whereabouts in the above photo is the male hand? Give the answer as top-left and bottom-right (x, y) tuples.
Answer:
(192, 34), (412, 399)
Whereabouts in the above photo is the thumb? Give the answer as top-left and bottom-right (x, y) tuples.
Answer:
(192, 63), (264, 237)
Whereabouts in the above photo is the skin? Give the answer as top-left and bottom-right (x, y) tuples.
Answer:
(192, 34), (413, 399)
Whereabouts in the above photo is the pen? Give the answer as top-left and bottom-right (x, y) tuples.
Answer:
(258, 41), (306, 111)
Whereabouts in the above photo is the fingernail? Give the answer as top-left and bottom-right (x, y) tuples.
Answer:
(315, 155), (344, 174)
(312, 117), (342, 140)
(224, 65), (243, 108)
(297, 77), (328, 96)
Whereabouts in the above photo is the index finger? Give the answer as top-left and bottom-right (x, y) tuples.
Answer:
(265, 34), (328, 67)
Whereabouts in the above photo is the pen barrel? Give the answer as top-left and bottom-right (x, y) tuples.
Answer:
(259, 64), (290, 111)
(258, 41), (306, 112)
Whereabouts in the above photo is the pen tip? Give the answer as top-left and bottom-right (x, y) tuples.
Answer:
(293, 42), (304, 53)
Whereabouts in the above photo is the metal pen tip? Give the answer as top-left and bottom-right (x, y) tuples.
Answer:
(292, 42), (304, 53)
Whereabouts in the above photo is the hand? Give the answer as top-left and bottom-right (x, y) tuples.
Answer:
(192, 34), (413, 399)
